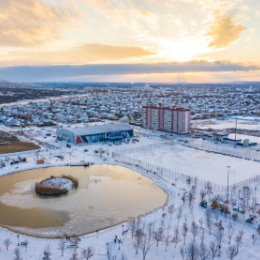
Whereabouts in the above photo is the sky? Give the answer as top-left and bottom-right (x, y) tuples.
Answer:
(0, 0), (259, 83)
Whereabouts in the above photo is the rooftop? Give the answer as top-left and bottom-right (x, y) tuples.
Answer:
(59, 124), (133, 136)
(143, 105), (190, 111)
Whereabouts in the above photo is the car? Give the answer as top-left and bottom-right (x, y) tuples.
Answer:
(200, 201), (207, 208)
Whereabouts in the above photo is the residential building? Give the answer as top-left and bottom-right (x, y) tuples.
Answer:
(142, 105), (191, 134)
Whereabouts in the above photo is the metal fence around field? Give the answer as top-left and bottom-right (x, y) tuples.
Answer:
(111, 151), (226, 193)
(182, 139), (260, 162)
(111, 142), (260, 193)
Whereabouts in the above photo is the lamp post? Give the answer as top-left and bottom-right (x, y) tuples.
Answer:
(234, 118), (238, 148)
(226, 166), (231, 203)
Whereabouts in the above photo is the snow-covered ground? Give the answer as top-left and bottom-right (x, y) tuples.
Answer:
(193, 116), (260, 131)
(119, 143), (260, 186)
(0, 126), (259, 260)
(41, 177), (74, 190)
(228, 133), (260, 143)
(0, 158), (259, 260)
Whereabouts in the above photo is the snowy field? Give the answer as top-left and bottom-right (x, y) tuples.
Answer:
(125, 144), (260, 186)
(228, 133), (260, 143)
(193, 116), (260, 131)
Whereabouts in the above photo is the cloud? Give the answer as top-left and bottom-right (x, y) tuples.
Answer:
(0, 0), (74, 46)
(0, 61), (258, 82)
(52, 44), (155, 63)
(0, 44), (155, 66)
(207, 13), (245, 48)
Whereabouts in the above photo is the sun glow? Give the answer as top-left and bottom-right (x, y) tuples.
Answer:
(156, 36), (211, 62)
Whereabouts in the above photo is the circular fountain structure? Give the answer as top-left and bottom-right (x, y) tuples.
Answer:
(35, 175), (78, 196)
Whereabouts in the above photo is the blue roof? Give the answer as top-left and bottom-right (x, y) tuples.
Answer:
(60, 124), (133, 136)
(106, 136), (123, 140)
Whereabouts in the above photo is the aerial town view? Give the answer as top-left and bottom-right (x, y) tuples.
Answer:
(0, 1), (260, 260)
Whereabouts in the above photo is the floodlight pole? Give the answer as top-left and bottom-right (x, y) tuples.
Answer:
(226, 165), (231, 203)
(234, 118), (238, 148)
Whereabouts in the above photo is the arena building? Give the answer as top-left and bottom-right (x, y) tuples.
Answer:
(57, 124), (134, 145)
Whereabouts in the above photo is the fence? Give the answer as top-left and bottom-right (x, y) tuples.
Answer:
(111, 141), (260, 193)
(114, 141), (174, 155)
(183, 139), (260, 162)
(230, 175), (260, 190)
(111, 151), (226, 193)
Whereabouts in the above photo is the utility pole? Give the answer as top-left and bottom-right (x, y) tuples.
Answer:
(226, 166), (231, 203)
(69, 151), (72, 166)
(234, 118), (238, 148)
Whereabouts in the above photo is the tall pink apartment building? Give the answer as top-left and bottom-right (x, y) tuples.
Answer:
(142, 105), (191, 134)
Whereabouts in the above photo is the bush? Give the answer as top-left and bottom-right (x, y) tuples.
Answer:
(211, 199), (220, 209)
(35, 175), (79, 197)
(35, 183), (68, 196)
(211, 199), (230, 214)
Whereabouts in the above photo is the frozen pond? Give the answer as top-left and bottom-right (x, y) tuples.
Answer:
(0, 165), (167, 238)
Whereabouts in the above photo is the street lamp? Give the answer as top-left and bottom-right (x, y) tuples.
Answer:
(226, 166), (231, 203)
(234, 118), (238, 148)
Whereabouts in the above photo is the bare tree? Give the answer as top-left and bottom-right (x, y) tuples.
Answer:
(180, 247), (185, 260)
(227, 223), (235, 245)
(199, 243), (209, 260)
(14, 247), (22, 260)
(121, 253), (127, 260)
(235, 230), (244, 253)
(153, 228), (163, 247)
(257, 225), (260, 236)
(226, 245), (238, 260)
(160, 217), (165, 237)
(215, 224), (224, 249)
(191, 221), (199, 242)
(106, 243), (112, 260)
(42, 246), (52, 260)
(188, 191), (194, 209)
(4, 238), (11, 251)
(70, 252), (79, 260)
(24, 240), (28, 253)
(82, 247), (94, 260)
(147, 222), (154, 242)
(141, 233), (151, 260)
(58, 239), (66, 256)
(72, 237), (80, 254)
(200, 190), (206, 202)
(205, 210), (212, 234)
(168, 204), (175, 222)
(164, 232), (171, 252)
(199, 232), (209, 260)
(209, 241), (218, 260)
(186, 241), (199, 260)
(205, 182), (212, 200)
(134, 228), (144, 254)
(251, 234), (257, 245)
(182, 220), (189, 244)
(128, 219), (136, 239)
(198, 218), (204, 230)
(172, 226), (180, 248)
(177, 206), (183, 225)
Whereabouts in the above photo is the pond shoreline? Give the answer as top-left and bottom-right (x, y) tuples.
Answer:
(0, 163), (169, 239)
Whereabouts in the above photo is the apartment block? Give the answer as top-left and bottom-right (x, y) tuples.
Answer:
(142, 105), (191, 134)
